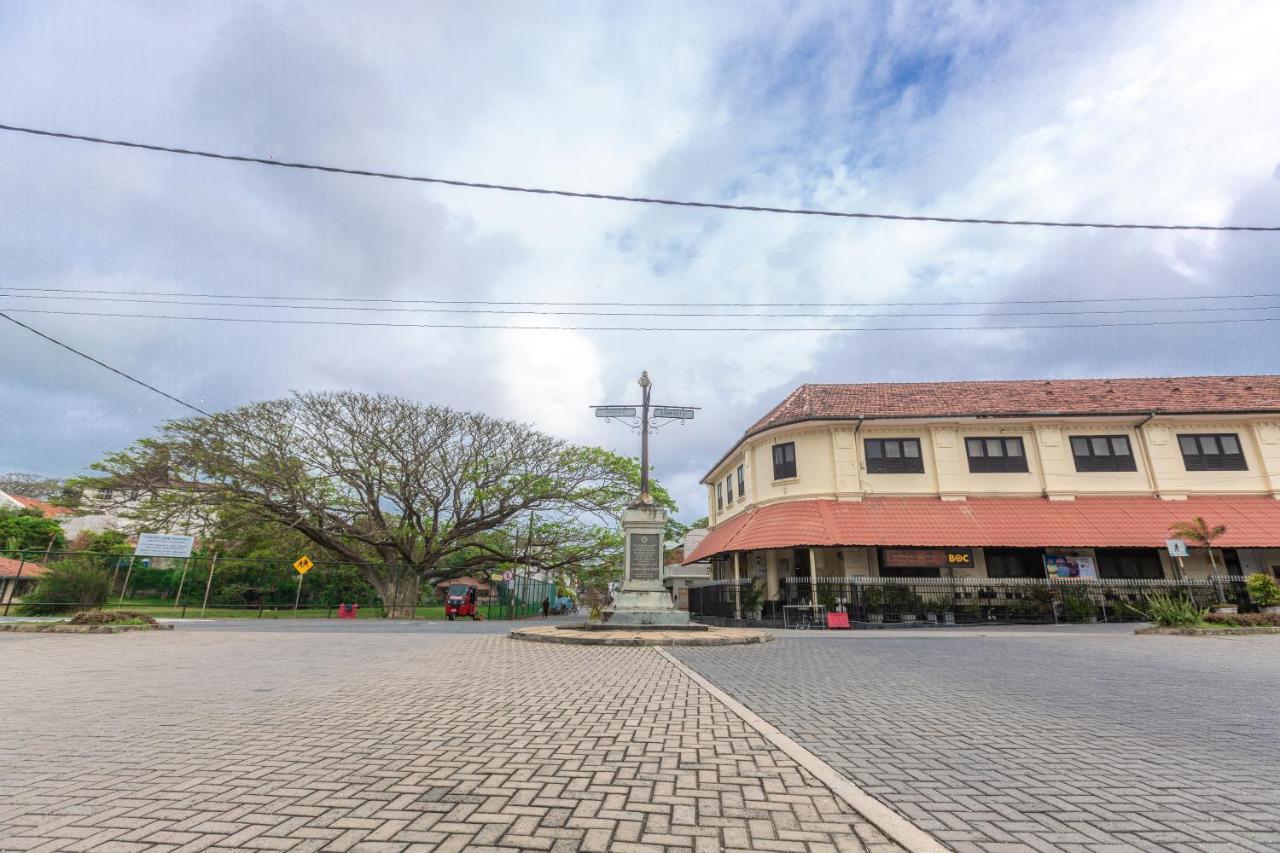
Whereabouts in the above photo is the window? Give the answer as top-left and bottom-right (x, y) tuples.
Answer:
(1096, 548), (1165, 579)
(1070, 435), (1137, 473)
(864, 438), (924, 474)
(736, 464), (745, 500)
(965, 436), (1028, 473)
(985, 548), (1046, 578)
(725, 474), (734, 503)
(1178, 433), (1247, 471)
(716, 482), (723, 510)
(772, 442), (797, 479)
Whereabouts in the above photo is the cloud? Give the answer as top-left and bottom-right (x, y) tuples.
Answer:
(2, 0), (1280, 519)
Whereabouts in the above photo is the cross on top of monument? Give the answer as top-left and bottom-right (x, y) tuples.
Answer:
(591, 371), (698, 504)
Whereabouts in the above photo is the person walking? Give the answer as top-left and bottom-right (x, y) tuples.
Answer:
(541, 596), (550, 618)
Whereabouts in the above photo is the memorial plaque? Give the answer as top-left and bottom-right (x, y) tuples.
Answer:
(628, 533), (662, 581)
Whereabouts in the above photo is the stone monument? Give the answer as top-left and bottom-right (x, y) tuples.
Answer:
(593, 371), (693, 626)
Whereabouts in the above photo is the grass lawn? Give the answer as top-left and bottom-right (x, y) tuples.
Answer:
(101, 597), (462, 620)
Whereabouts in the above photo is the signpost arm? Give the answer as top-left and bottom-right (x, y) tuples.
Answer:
(294, 572), (304, 612)
(174, 557), (192, 606)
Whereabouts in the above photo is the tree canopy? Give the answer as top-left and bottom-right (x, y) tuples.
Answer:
(0, 507), (65, 553)
(88, 391), (675, 612)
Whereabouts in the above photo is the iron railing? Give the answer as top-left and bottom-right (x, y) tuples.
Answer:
(688, 576), (1254, 627)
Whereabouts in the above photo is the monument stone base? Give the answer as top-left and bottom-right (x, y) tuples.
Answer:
(603, 502), (691, 627)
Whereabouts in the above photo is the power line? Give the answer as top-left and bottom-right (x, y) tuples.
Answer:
(3, 291), (1280, 319)
(0, 311), (211, 417)
(2, 122), (1276, 233)
(5, 306), (1280, 333)
(4, 284), (1280, 309)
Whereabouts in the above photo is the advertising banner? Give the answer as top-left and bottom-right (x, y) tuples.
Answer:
(1043, 553), (1097, 579)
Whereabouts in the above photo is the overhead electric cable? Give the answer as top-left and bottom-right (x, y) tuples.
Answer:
(1, 122), (1276, 232)
(0, 311), (211, 417)
(5, 306), (1280, 333)
(2, 291), (1278, 319)
(3, 284), (1279, 309)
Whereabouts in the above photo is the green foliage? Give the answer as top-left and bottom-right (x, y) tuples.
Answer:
(1061, 591), (1099, 622)
(1245, 572), (1280, 606)
(1203, 611), (1280, 627)
(739, 581), (764, 614)
(861, 585), (885, 612)
(69, 529), (133, 556)
(19, 560), (110, 615)
(69, 610), (158, 626)
(690, 517), (709, 529)
(1134, 593), (1209, 627)
(0, 508), (65, 551)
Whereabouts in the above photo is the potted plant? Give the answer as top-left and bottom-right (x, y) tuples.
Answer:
(1246, 572), (1280, 614)
(861, 585), (885, 623)
(739, 580), (764, 620)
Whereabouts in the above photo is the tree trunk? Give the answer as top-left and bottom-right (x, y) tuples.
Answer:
(367, 566), (422, 619)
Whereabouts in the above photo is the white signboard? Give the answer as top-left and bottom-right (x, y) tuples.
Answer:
(1166, 538), (1189, 558)
(594, 406), (637, 418)
(134, 533), (195, 558)
(653, 407), (695, 420)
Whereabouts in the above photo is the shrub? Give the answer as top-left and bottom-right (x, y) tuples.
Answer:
(19, 561), (110, 615)
(1139, 593), (1208, 627)
(1061, 591), (1098, 622)
(1245, 572), (1280, 607)
(69, 610), (158, 626)
(1204, 611), (1280, 627)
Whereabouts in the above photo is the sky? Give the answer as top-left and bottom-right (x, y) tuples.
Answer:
(2, 0), (1280, 522)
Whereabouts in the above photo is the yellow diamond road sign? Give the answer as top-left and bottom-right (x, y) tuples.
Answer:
(293, 555), (314, 575)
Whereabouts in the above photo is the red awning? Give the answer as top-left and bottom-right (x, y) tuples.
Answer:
(684, 495), (1280, 563)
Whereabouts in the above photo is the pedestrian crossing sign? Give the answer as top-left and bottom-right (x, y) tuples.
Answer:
(293, 555), (314, 575)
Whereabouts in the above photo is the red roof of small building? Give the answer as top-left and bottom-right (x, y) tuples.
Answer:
(7, 494), (74, 519)
(684, 495), (1280, 562)
(748, 376), (1280, 436)
(0, 557), (48, 578)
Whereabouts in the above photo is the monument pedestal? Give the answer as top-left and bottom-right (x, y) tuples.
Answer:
(604, 503), (690, 626)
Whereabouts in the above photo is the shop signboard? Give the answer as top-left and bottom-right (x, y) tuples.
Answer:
(1043, 553), (1097, 579)
(882, 547), (973, 569)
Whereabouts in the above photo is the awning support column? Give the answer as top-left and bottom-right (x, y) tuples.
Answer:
(732, 552), (742, 619)
(808, 547), (819, 606)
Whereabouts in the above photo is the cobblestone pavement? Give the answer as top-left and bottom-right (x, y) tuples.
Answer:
(0, 628), (900, 852)
(673, 629), (1280, 853)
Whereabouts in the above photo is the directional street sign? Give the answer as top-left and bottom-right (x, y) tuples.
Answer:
(653, 406), (695, 419)
(293, 555), (314, 575)
(593, 406), (637, 418)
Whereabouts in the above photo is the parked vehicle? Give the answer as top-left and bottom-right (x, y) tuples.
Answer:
(445, 583), (480, 620)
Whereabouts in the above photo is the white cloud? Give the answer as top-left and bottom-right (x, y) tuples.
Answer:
(2, 0), (1279, 517)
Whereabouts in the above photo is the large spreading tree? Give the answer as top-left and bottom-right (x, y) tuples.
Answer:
(88, 391), (674, 615)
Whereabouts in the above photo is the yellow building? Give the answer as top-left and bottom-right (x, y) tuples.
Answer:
(686, 377), (1280, 620)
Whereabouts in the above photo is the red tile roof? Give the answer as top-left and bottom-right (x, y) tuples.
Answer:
(748, 376), (1280, 436)
(7, 494), (74, 519)
(0, 557), (48, 578)
(684, 495), (1280, 562)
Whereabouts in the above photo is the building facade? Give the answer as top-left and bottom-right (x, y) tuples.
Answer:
(686, 377), (1280, 596)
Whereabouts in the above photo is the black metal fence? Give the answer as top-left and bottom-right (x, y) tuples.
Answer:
(0, 548), (558, 619)
(688, 576), (1254, 627)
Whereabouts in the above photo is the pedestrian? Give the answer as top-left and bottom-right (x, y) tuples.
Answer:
(541, 596), (550, 618)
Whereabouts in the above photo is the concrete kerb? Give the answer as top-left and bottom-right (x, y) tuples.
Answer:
(655, 647), (949, 853)
(510, 624), (773, 646)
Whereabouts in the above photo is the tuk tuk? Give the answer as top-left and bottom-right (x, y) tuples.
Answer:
(445, 582), (480, 620)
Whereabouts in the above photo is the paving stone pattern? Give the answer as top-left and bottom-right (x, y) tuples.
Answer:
(0, 629), (900, 852)
(673, 631), (1280, 853)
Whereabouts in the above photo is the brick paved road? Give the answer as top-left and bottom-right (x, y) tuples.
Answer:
(673, 629), (1280, 853)
(0, 628), (900, 852)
